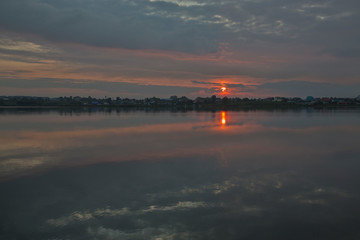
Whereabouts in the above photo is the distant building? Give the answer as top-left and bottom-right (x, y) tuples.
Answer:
(321, 97), (331, 104)
(305, 96), (314, 101)
(170, 96), (178, 101)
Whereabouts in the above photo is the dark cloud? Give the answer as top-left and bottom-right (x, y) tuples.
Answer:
(192, 81), (245, 88)
(0, 0), (220, 53)
(0, 78), (205, 98)
(257, 81), (360, 97)
(192, 80), (216, 85)
(0, 0), (359, 56)
(226, 83), (246, 88)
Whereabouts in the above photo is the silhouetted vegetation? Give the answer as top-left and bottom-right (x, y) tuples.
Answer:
(1, 95), (359, 110)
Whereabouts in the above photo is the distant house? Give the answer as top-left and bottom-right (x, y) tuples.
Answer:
(195, 97), (206, 104)
(264, 97), (274, 101)
(305, 96), (314, 101)
(274, 97), (286, 102)
(170, 96), (178, 102)
(321, 97), (331, 104)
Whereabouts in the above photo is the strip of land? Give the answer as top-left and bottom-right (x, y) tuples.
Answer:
(1, 95), (359, 109)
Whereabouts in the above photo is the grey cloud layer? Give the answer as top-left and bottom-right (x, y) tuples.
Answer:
(0, 0), (220, 53)
(1, 0), (359, 56)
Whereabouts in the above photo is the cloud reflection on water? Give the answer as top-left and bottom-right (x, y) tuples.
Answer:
(1, 109), (360, 239)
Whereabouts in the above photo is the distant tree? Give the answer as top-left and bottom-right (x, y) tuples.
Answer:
(222, 96), (229, 104)
(170, 95), (178, 101)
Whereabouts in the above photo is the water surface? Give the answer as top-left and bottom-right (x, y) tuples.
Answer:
(1, 108), (360, 239)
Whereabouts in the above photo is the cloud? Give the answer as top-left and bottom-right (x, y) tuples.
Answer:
(46, 208), (131, 227)
(1, 0), (359, 56)
(0, 38), (52, 54)
(192, 81), (252, 94)
(0, 156), (48, 178)
(141, 201), (208, 213)
(257, 81), (360, 97)
(87, 226), (195, 240)
(192, 80), (217, 85)
(46, 201), (208, 227)
(0, 0), (220, 54)
(0, 78), (205, 98)
(0, 0), (359, 97)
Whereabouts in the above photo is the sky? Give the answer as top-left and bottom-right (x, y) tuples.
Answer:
(0, 0), (359, 98)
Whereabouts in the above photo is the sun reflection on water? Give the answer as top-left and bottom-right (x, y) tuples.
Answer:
(221, 111), (226, 125)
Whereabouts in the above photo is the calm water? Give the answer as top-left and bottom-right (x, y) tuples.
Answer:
(1, 108), (360, 240)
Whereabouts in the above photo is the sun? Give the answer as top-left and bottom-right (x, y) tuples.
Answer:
(221, 87), (227, 92)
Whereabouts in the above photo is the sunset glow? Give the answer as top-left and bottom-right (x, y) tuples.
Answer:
(0, 0), (359, 98)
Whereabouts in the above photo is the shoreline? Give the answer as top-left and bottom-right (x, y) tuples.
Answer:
(1, 104), (359, 111)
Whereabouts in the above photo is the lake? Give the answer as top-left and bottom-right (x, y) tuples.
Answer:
(0, 108), (360, 240)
